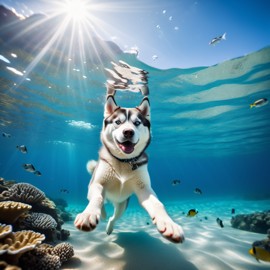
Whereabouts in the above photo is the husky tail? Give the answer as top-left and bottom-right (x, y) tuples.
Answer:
(222, 32), (226, 40)
(86, 160), (97, 174)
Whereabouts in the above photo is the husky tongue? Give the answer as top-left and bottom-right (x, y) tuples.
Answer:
(119, 141), (134, 154)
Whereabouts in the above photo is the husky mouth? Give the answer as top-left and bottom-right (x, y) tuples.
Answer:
(117, 140), (136, 154)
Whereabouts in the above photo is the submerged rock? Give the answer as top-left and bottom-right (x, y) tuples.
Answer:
(231, 210), (270, 234)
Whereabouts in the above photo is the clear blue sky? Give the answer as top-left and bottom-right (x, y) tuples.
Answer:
(1, 0), (270, 69)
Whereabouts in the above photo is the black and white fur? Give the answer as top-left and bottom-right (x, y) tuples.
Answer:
(74, 95), (185, 243)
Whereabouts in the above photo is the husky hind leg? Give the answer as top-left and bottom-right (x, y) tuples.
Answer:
(106, 199), (129, 235)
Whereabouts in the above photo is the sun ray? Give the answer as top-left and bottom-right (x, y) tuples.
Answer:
(4, 0), (152, 95)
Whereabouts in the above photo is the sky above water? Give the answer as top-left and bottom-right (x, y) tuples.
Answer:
(1, 0), (270, 69)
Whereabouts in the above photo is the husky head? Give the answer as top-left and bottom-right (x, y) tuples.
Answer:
(101, 95), (151, 160)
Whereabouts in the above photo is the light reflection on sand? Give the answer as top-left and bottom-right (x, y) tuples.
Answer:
(63, 200), (270, 270)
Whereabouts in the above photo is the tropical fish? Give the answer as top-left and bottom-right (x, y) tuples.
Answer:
(231, 208), (235, 214)
(16, 145), (27, 153)
(194, 188), (202, 195)
(171, 179), (181, 186)
(34, 170), (42, 176)
(187, 209), (198, 217)
(2, 132), (11, 138)
(209, 32), (226, 45)
(249, 246), (270, 262)
(216, 218), (224, 228)
(22, 163), (36, 173)
(250, 98), (268, 108)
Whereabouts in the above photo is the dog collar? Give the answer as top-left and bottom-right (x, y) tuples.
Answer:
(113, 153), (148, 170)
(102, 152), (148, 170)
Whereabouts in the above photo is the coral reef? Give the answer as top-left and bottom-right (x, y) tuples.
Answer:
(0, 224), (45, 264)
(0, 178), (70, 241)
(53, 198), (73, 222)
(23, 212), (57, 231)
(0, 178), (74, 269)
(0, 260), (22, 270)
(0, 224), (12, 240)
(19, 242), (74, 270)
(0, 178), (16, 194)
(0, 183), (45, 204)
(0, 201), (32, 224)
(231, 210), (270, 234)
(19, 249), (61, 270)
(51, 242), (74, 263)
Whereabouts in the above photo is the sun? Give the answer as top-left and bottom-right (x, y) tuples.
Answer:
(63, 0), (89, 22)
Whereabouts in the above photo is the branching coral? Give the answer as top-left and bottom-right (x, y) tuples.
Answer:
(0, 201), (32, 224)
(0, 260), (22, 270)
(0, 229), (45, 264)
(0, 224), (12, 240)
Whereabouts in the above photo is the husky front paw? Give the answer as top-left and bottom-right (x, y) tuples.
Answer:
(74, 212), (100, 232)
(152, 216), (185, 244)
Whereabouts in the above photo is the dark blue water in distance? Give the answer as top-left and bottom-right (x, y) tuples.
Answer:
(1, 35), (270, 207)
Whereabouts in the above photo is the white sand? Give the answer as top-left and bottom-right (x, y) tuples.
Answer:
(62, 199), (270, 270)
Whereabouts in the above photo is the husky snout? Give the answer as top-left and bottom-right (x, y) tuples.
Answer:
(123, 129), (134, 139)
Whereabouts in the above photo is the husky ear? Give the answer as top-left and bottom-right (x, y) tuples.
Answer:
(104, 95), (119, 118)
(137, 97), (150, 121)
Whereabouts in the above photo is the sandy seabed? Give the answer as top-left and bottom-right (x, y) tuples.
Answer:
(61, 199), (270, 270)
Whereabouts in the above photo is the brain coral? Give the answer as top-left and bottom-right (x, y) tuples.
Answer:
(23, 212), (57, 230)
(0, 201), (32, 224)
(52, 242), (74, 263)
(1, 183), (45, 204)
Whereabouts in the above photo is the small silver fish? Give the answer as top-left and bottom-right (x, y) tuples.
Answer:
(171, 179), (181, 186)
(2, 132), (11, 138)
(209, 33), (226, 45)
(34, 170), (42, 176)
(216, 218), (224, 228)
(194, 188), (202, 195)
(22, 163), (36, 173)
(250, 98), (268, 108)
(16, 145), (27, 153)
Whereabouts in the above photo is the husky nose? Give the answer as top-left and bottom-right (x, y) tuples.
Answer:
(123, 129), (134, 139)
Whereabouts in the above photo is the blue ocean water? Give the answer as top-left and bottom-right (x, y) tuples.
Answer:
(1, 6), (270, 270)
(1, 44), (270, 206)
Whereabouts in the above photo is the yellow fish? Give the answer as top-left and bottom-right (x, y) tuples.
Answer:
(250, 98), (268, 108)
(187, 209), (198, 217)
(249, 246), (270, 262)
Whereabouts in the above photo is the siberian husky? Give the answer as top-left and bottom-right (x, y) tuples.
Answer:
(74, 95), (185, 243)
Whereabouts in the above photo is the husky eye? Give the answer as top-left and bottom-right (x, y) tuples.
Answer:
(134, 120), (141, 126)
(115, 119), (121, 125)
